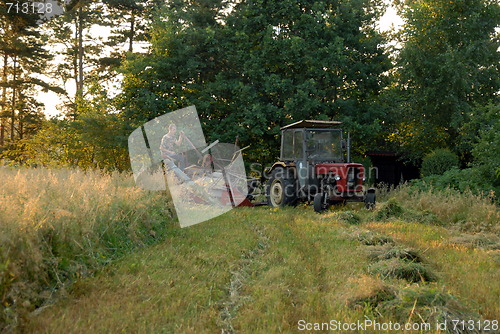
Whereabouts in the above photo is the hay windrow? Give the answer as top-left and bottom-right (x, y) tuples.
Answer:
(364, 245), (424, 263)
(217, 224), (270, 333)
(375, 198), (403, 220)
(377, 285), (482, 334)
(368, 258), (438, 283)
(331, 210), (361, 225)
(344, 228), (395, 246)
(345, 280), (483, 334)
(448, 233), (500, 250)
(344, 276), (396, 309)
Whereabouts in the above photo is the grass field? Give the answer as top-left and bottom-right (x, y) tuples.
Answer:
(0, 166), (174, 332)
(2, 166), (500, 333)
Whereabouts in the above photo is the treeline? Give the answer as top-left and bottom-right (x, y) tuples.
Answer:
(1, 0), (500, 190)
(0, 0), (160, 168)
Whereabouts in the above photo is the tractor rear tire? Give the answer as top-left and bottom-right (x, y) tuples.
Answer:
(266, 167), (297, 207)
(365, 192), (376, 210)
(313, 193), (326, 213)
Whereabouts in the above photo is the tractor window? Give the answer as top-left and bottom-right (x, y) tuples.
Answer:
(294, 131), (304, 159)
(282, 130), (293, 160)
(306, 130), (342, 160)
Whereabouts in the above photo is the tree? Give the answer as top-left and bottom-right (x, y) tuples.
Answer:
(17, 81), (129, 170)
(392, 0), (500, 159)
(118, 0), (391, 166)
(102, 0), (159, 53)
(460, 103), (500, 190)
(117, 0), (230, 126)
(0, 0), (60, 148)
(92, 0), (162, 87)
(46, 0), (106, 118)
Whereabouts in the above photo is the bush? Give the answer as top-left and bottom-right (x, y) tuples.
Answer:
(420, 148), (459, 177)
(411, 167), (500, 203)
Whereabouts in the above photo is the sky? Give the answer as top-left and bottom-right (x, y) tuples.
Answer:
(39, 4), (404, 118)
(379, 4), (404, 32)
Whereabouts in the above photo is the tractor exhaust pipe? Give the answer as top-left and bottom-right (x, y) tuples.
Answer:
(347, 132), (351, 163)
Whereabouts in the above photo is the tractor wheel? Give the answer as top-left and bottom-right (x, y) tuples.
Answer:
(313, 193), (327, 213)
(266, 168), (297, 207)
(365, 192), (376, 210)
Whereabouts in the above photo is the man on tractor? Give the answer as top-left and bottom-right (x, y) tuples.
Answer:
(160, 124), (188, 171)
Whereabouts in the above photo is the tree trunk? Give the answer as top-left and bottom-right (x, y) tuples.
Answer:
(78, 5), (84, 96)
(1, 54), (7, 146)
(11, 55), (17, 141)
(74, 22), (79, 97)
(0, 115), (3, 146)
(19, 116), (23, 140)
(129, 9), (135, 53)
(0, 120), (3, 146)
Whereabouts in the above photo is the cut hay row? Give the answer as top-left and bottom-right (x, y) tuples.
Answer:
(342, 194), (499, 334)
(347, 225), (483, 333)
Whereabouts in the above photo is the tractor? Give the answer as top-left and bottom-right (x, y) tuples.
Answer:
(266, 120), (376, 212)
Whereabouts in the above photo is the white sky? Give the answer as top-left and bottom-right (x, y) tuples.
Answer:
(39, 4), (404, 118)
(378, 4), (404, 32)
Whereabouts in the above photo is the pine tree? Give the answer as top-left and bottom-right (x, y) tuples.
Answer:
(46, 0), (105, 118)
(0, 0), (56, 148)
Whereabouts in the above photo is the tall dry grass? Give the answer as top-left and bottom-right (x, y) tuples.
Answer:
(376, 183), (500, 232)
(0, 164), (174, 332)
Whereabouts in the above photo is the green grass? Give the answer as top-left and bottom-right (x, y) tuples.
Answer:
(30, 205), (500, 333)
(2, 168), (500, 333)
(26, 207), (370, 333)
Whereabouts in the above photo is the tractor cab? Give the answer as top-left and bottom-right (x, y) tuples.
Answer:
(267, 120), (375, 212)
(282, 126), (343, 163)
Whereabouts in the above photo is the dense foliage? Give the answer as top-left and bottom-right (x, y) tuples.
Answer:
(469, 104), (500, 192)
(411, 103), (500, 200)
(15, 83), (130, 170)
(388, 0), (500, 160)
(411, 167), (500, 204)
(117, 0), (391, 166)
(420, 148), (459, 177)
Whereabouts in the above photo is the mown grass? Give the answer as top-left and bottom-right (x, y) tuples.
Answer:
(3, 170), (500, 333)
(0, 165), (175, 332)
(27, 207), (372, 333)
(30, 203), (500, 333)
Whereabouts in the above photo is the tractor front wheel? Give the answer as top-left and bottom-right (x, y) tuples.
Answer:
(314, 193), (328, 213)
(365, 191), (376, 210)
(266, 168), (297, 207)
